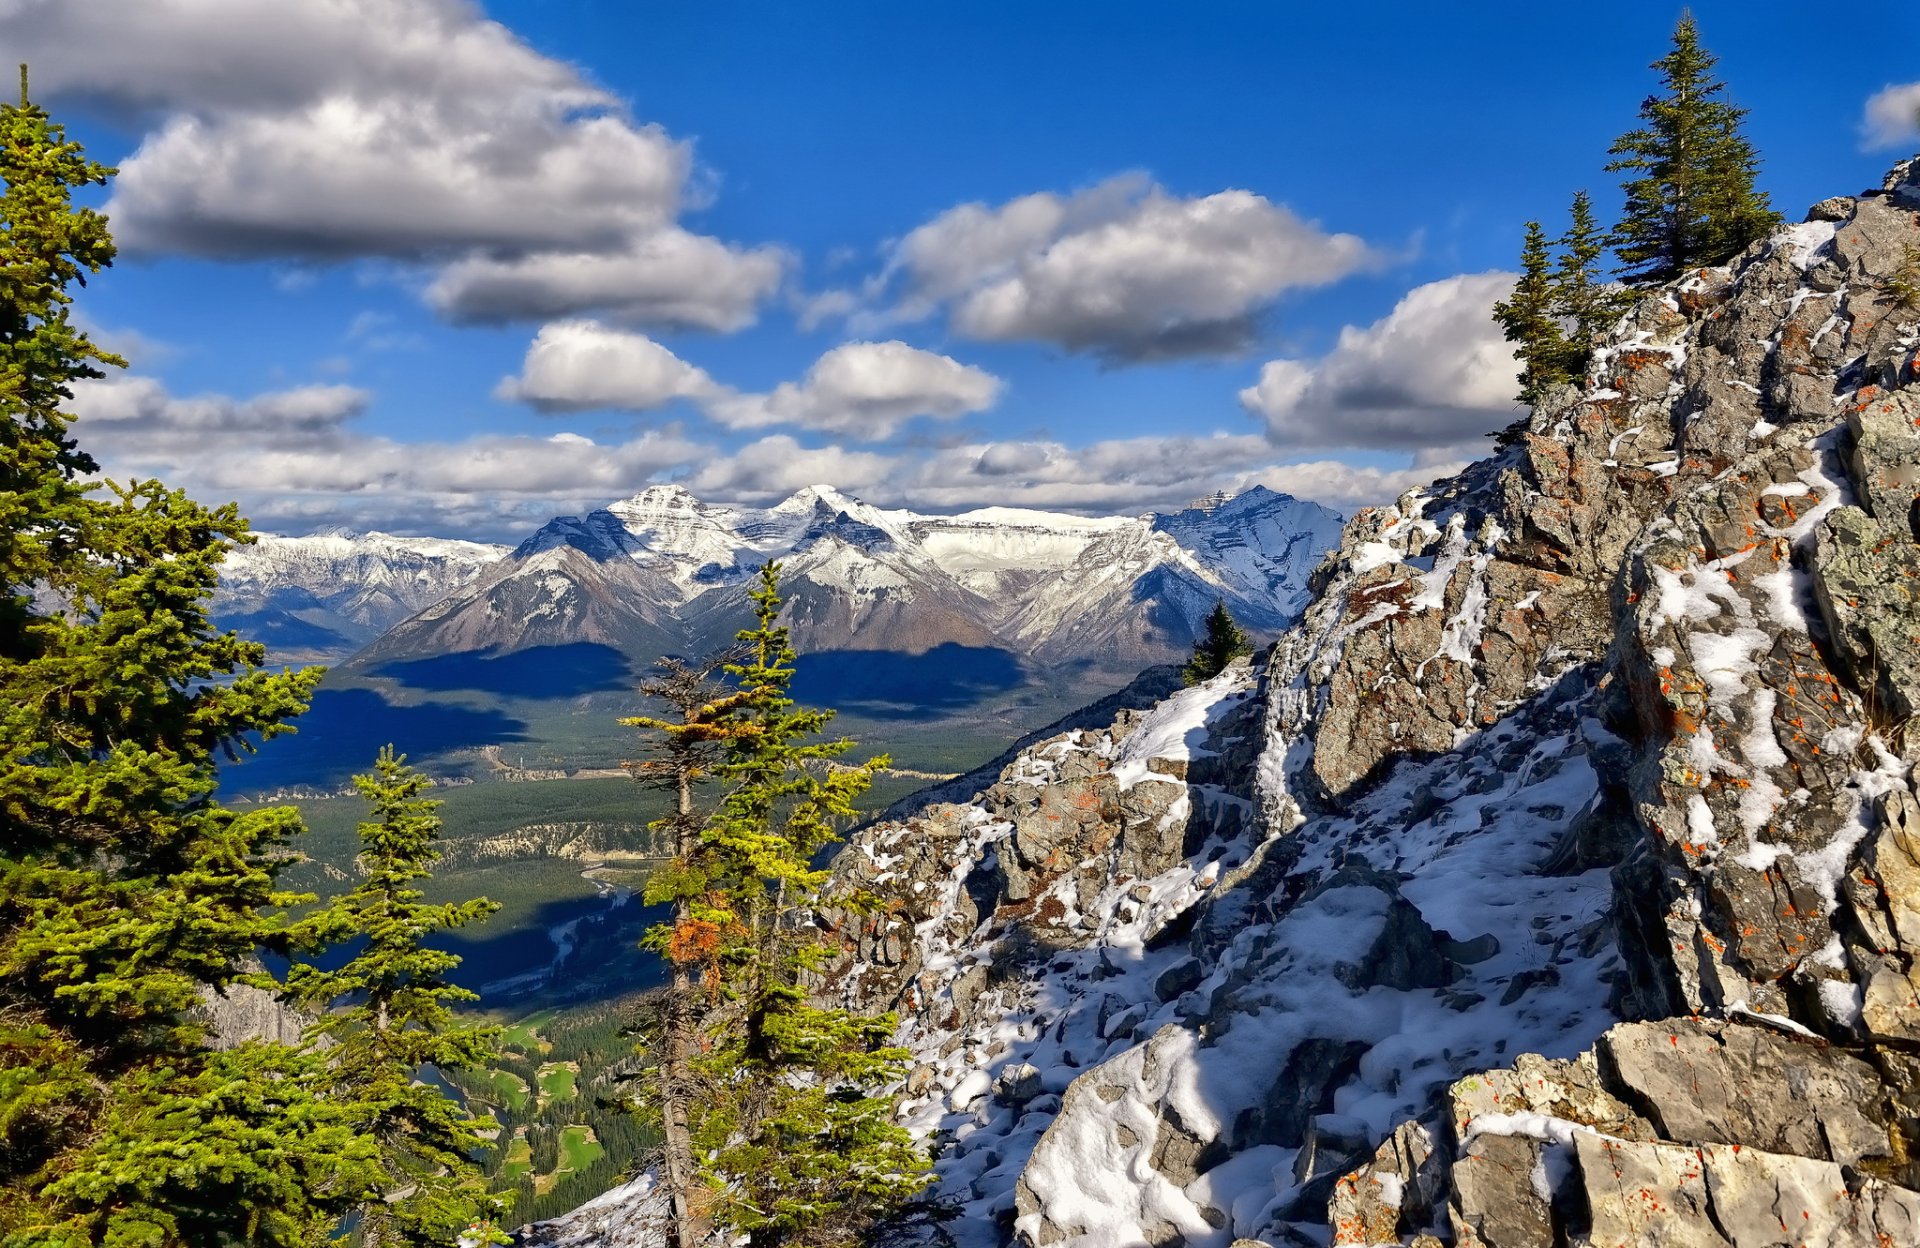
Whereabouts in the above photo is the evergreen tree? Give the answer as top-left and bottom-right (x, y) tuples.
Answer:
(1492, 221), (1572, 407)
(1183, 600), (1253, 685)
(623, 653), (756, 1248)
(0, 69), (383, 1245)
(1551, 190), (1627, 378)
(650, 565), (929, 1247)
(1606, 15), (1780, 284)
(284, 748), (510, 1247)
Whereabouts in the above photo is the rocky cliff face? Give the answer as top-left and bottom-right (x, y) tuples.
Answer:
(526, 160), (1920, 1247)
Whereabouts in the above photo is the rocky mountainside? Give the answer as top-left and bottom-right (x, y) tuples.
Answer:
(214, 529), (507, 662)
(526, 158), (1920, 1247)
(354, 485), (1343, 675)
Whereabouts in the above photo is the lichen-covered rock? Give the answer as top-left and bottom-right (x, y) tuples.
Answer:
(1812, 505), (1920, 728)
(1599, 1020), (1892, 1167)
(1326, 1120), (1443, 1246)
(1572, 1133), (1920, 1247)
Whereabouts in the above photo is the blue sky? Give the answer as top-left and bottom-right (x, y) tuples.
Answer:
(11, 0), (1920, 539)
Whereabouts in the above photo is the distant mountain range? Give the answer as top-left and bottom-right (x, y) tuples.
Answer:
(330, 484), (1344, 677)
(216, 530), (508, 663)
(214, 483), (1345, 724)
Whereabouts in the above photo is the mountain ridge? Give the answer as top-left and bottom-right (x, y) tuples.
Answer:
(346, 484), (1346, 678)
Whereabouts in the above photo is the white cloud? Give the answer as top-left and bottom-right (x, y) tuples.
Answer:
(495, 320), (721, 413)
(426, 228), (788, 330)
(498, 332), (1001, 441)
(71, 375), (370, 445)
(69, 373), (711, 539)
(706, 341), (1001, 439)
(867, 433), (1457, 514)
(1238, 455), (1469, 512)
(4, 0), (781, 330)
(1239, 272), (1522, 450)
(687, 435), (898, 501)
(65, 372), (1467, 534)
(845, 175), (1374, 361)
(1863, 82), (1920, 150)
(897, 433), (1270, 511)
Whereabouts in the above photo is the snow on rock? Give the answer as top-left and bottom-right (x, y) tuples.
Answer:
(532, 161), (1920, 1247)
(214, 529), (507, 660)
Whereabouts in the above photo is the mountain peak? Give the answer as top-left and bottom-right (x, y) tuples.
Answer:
(774, 483), (864, 514)
(611, 482), (701, 512)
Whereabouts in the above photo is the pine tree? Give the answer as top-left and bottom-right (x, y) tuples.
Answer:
(1492, 220), (1572, 407)
(1183, 600), (1253, 685)
(1606, 14), (1780, 284)
(284, 748), (510, 1247)
(1551, 190), (1627, 379)
(622, 653), (756, 1248)
(653, 564), (929, 1247)
(0, 68), (384, 1245)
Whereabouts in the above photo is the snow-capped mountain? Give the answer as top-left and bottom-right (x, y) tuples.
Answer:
(214, 529), (508, 662)
(349, 484), (1345, 677)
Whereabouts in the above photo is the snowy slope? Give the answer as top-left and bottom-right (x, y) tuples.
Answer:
(355, 485), (1343, 674)
(214, 529), (506, 661)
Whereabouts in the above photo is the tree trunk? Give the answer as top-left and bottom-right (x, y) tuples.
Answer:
(658, 772), (704, 1248)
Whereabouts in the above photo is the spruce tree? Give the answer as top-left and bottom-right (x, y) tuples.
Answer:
(0, 70), (378, 1243)
(1492, 220), (1572, 407)
(1551, 190), (1626, 379)
(659, 565), (929, 1247)
(1606, 15), (1780, 284)
(284, 748), (510, 1247)
(1183, 600), (1252, 685)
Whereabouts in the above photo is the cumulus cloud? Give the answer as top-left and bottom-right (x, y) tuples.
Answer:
(1863, 83), (1920, 150)
(839, 175), (1374, 361)
(898, 433), (1272, 511)
(71, 376), (370, 447)
(497, 332), (1002, 441)
(853, 432), (1458, 514)
(70, 373), (710, 539)
(1238, 454), (1470, 512)
(1239, 272), (1523, 450)
(3, 0), (781, 329)
(426, 228), (788, 331)
(687, 435), (899, 501)
(65, 371), (1467, 534)
(706, 341), (1001, 439)
(495, 320), (721, 413)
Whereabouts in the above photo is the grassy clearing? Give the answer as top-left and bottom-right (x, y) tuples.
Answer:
(501, 1132), (533, 1182)
(466, 1069), (530, 1114)
(501, 1008), (557, 1055)
(557, 1125), (603, 1174)
(536, 1062), (577, 1104)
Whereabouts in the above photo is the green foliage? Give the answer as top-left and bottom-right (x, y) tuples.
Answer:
(1552, 190), (1630, 368)
(1492, 220), (1571, 407)
(628, 564), (930, 1246)
(285, 748), (511, 1247)
(1494, 193), (1636, 411)
(1606, 15), (1780, 284)
(1182, 599), (1252, 686)
(0, 73), (381, 1246)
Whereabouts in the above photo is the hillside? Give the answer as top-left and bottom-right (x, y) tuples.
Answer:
(529, 160), (1920, 1247)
